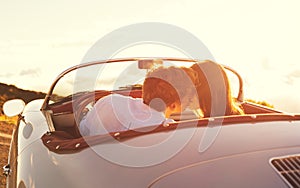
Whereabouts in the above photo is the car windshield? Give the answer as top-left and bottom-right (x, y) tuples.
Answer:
(43, 58), (197, 106)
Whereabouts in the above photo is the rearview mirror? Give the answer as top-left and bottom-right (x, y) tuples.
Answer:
(138, 59), (163, 69)
(3, 99), (25, 117)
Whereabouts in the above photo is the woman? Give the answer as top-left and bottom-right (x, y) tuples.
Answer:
(79, 66), (197, 136)
(189, 60), (244, 117)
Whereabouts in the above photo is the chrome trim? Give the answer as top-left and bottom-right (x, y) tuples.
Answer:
(223, 65), (244, 102)
(44, 110), (55, 132)
(269, 154), (300, 188)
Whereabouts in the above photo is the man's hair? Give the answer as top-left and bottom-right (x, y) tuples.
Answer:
(143, 66), (197, 112)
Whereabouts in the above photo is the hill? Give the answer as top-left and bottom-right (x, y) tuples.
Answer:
(0, 83), (46, 115)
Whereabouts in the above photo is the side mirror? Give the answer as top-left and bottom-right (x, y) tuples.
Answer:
(3, 99), (25, 117)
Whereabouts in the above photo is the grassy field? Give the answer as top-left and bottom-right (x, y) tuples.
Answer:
(0, 117), (16, 188)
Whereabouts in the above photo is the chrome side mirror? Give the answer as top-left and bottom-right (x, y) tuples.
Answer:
(3, 99), (25, 117)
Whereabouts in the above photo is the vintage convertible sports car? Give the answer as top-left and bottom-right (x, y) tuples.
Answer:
(3, 58), (300, 188)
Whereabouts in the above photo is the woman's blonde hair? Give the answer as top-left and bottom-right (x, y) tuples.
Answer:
(190, 60), (244, 117)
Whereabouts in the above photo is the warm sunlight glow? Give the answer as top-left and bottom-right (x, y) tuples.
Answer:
(0, 0), (300, 112)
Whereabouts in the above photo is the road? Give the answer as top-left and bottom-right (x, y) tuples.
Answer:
(0, 132), (11, 146)
(0, 132), (12, 139)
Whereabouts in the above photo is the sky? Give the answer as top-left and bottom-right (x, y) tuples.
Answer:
(0, 0), (300, 112)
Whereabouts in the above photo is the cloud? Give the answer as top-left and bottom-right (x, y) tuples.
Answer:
(51, 40), (91, 48)
(260, 57), (271, 70)
(289, 70), (300, 78)
(19, 68), (40, 77)
(0, 72), (14, 78)
(285, 70), (300, 85)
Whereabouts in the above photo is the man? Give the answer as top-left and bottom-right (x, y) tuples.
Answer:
(79, 66), (197, 136)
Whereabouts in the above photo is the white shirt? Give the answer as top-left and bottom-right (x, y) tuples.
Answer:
(79, 94), (173, 136)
